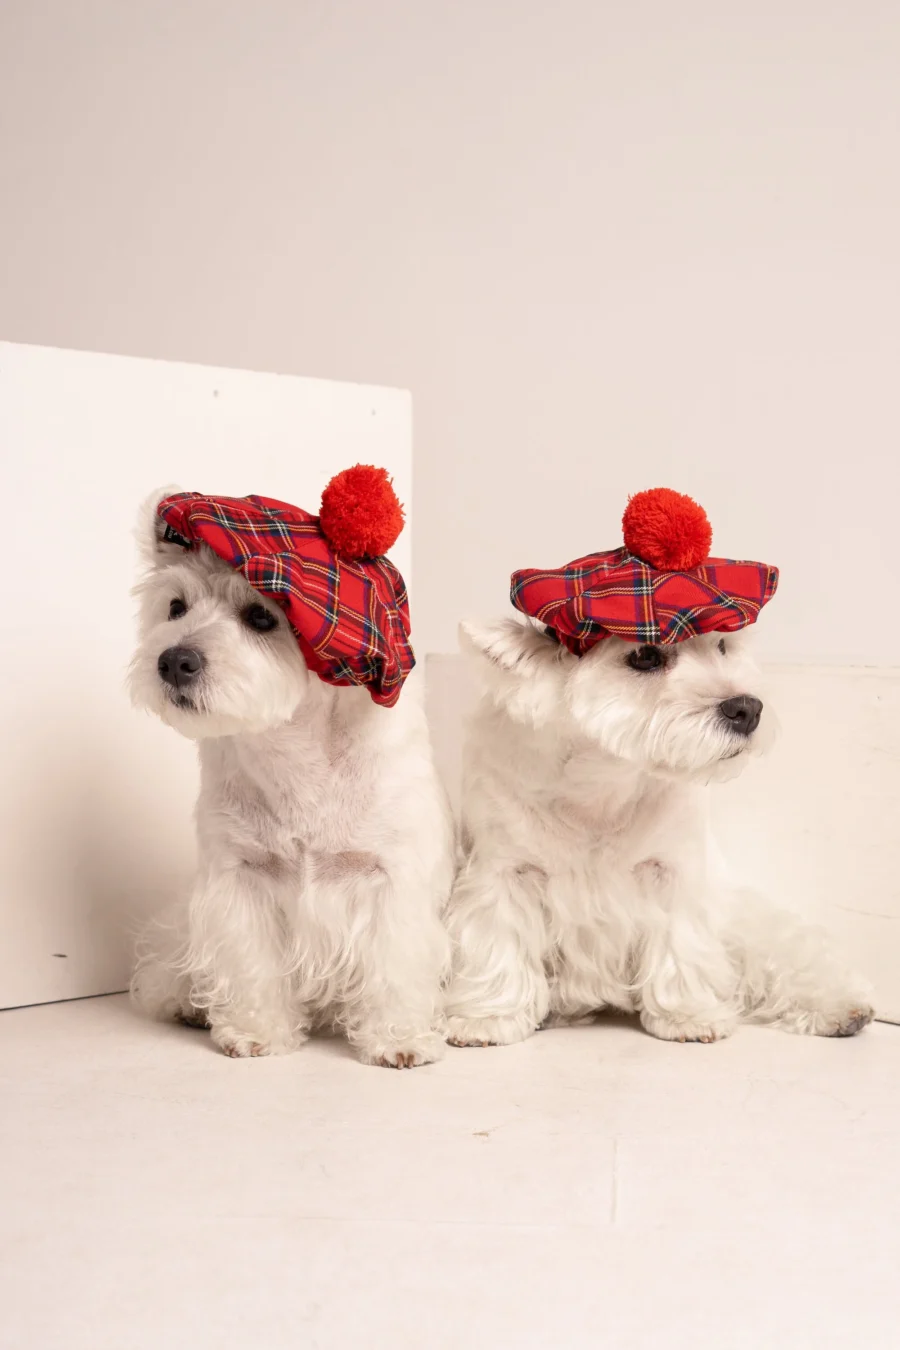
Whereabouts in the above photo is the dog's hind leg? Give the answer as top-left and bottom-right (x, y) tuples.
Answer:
(726, 890), (874, 1037)
(444, 862), (550, 1047)
(131, 938), (199, 1025)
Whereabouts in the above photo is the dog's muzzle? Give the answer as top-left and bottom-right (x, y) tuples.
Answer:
(718, 695), (762, 736)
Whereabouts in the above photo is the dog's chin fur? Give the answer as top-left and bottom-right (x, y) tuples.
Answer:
(151, 694), (304, 742)
(444, 617), (873, 1049)
(128, 490), (455, 1067)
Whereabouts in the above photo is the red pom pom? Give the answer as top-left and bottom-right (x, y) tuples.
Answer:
(319, 464), (405, 559)
(622, 487), (712, 571)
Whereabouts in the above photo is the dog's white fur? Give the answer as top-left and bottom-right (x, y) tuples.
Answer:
(444, 618), (874, 1047)
(129, 492), (454, 1067)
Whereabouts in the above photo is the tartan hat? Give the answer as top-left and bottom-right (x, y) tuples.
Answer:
(157, 465), (414, 707)
(512, 487), (778, 653)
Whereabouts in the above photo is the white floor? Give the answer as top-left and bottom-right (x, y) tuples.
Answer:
(2, 997), (899, 1350)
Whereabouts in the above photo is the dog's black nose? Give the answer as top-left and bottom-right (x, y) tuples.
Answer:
(719, 694), (763, 736)
(158, 646), (205, 689)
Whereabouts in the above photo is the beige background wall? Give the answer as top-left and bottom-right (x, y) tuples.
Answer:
(2, 3), (900, 1014)
(2, 0), (900, 661)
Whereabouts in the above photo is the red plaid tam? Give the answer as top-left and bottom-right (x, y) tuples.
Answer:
(512, 547), (779, 653)
(157, 491), (414, 706)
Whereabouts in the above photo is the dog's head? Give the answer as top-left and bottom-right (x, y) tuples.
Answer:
(128, 491), (310, 739)
(462, 617), (774, 781)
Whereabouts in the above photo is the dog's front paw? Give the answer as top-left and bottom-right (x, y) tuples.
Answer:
(357, 1031), (446, 1069)
(212, 1026), (270, 1058)
(446, 1014), (537, 1047)
(210, 1024), (297, 1058)
(640, 1010), (737, 1044)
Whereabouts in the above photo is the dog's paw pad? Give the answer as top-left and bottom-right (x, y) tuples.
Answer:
(362, 1032), (444, 1069)
(177, 1010), (209, 1030)
(373, 1049), (419, 1069)
(445, 1015), (533, 1048)
(641, 1011), (736, 1044)
(218, 1037), (269, 1058)
(378, 1050), (414, 1069)
(828, 1007), (875, 1038)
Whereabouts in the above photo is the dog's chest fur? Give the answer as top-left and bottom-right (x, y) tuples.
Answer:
(196, 693), (385, 870)
(463, 705), (714, 1016)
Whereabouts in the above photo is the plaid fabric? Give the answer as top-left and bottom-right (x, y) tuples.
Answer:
(158, 492), (414, 707)
(512, 547), (778, 652)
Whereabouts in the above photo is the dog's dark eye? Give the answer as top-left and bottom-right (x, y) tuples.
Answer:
(718, 638), (727, 655)
(627, 645), (665, 673)
(168, 598), (187, 620)
(242, 603), (278, 633)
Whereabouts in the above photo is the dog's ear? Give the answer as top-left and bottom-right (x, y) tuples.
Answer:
(136, 487), (187, 569)
(459, 618), (543, 671)
(459, 618), (569, 726)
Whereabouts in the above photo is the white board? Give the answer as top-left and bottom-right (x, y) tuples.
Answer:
(426, 656), (900, 1023)
(0, 342), (412, 1009)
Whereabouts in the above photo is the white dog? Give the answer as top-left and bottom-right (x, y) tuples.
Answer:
(444, 619), (874, 1046)
(129, 492), (453, 1067)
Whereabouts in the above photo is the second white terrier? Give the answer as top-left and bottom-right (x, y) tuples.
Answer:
(445, 491), (873, 1047)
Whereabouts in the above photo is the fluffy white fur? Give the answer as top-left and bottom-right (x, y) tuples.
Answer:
(129, 492), (454, 1067)
(444, 618), (874, 1047)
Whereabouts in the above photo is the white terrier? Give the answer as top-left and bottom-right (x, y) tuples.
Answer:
(129, 472), (453, 1067)
(445, 493), (873, 1048)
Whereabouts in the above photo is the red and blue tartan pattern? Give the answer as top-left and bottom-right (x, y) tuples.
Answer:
(511, 547), (778, 652)
(157, 492), (414, 707)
